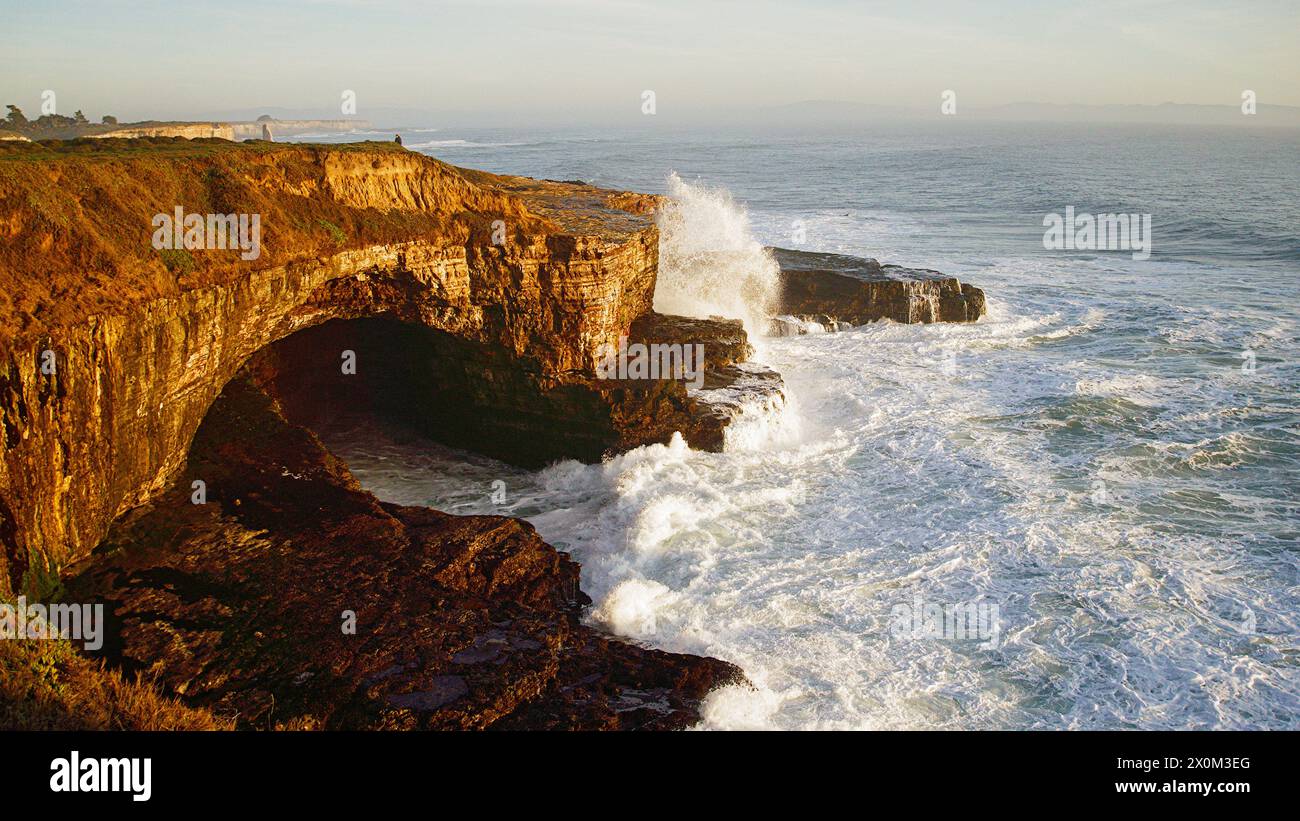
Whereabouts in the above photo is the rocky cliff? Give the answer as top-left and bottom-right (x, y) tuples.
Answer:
(0, 138), (757, 729)
(65, 367), (740, 729)
(91, 123), (236, 140)
(0, 138), (733, 599)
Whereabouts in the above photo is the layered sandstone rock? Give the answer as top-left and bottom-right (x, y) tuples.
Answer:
(0, 140), (669, 596)
(230, 119), (372, 140)
(771, 246), (986, 331)
(254, 310), (778, 467)
(90, 122), (236, 140)
(0, 138), (759, 730)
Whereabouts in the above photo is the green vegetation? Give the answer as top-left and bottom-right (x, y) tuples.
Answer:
(3, 103), (121, 139)
(317, 218), (347, 246)
(0, 135), (409, 163)
(159, 248), (196, 275)
(21, 549), (63, 602)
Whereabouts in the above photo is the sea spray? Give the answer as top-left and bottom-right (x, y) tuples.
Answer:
(655, 173), (780, 343)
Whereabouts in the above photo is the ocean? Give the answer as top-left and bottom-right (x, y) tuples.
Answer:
(298, 122), (1299, 729)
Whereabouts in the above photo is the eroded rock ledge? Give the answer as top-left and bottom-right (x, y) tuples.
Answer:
(770, 246), (987, 333)
(66, 369), (741, 729)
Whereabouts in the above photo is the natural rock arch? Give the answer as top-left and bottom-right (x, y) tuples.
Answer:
(0, 143), (659, 596)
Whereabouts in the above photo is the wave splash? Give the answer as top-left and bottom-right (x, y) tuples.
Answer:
(654, 173), (780, 341)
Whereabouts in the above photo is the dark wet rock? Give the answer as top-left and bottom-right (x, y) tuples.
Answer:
(65, 371), (744, 730)
(629, 312), (753, 367)
(771, 246), (986, 327)
(599, 312), (784, 452)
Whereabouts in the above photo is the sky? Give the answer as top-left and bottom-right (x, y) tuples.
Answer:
(2, 0), (1297, 125)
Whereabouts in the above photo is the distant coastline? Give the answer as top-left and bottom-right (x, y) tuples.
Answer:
(0, 105), (370, 141)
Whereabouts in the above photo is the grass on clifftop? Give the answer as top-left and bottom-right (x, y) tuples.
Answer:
(0, 135), (409, 163)
(0, 136), (649, 345)
(0, 625), (230, 730)
(0, 137), (546, 342)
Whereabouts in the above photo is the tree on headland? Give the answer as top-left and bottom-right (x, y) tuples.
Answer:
(4, 104), (122, 134)
(33, 114), (76, 129)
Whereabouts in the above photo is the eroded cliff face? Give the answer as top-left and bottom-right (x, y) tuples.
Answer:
(91, 123), (236, 141)
(0, 140), (662, 597)
(228, 120), (371, 140)
(253, 310), (775, 468)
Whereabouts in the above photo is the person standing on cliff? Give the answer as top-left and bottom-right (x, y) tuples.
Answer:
(394, 134), (402, 146)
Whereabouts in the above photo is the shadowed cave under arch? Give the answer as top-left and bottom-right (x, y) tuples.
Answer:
(257, 315), (621, 468)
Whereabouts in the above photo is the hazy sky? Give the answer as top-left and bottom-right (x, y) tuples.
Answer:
(2, 0), (1296, 123)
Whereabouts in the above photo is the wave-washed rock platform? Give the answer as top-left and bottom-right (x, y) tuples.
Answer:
(769, 246), (986, 334)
